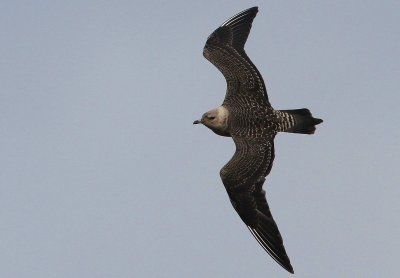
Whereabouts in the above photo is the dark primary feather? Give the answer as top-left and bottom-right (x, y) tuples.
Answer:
(199, 5), (323, 275)
(220, 138), (274, 227)
(204, 7), (295, 274)
(220, 137), (294, 273)
(221, 7), (259, 49)
(203, 6), (270, 107)
(248, 179), (294, 274)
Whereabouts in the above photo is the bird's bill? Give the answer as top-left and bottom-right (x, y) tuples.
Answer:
(193, 120), (202, 124)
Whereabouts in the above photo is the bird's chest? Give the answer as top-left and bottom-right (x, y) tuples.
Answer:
(230, 109), (277, 137)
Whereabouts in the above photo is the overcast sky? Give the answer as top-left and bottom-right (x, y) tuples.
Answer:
(1, 1), (399, 277)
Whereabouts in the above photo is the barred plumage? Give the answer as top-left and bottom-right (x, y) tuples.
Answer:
(194, 7), (322, 274)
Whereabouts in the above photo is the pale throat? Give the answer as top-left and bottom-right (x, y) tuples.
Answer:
(216, 106), (229, 128)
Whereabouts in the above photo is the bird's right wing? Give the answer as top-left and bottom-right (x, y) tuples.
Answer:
(220, 136), (294, 273)
(203, 7), (270, 107)
(249, 178), (294, 274)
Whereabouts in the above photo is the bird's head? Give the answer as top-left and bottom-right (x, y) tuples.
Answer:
(193, 106), (230, 136)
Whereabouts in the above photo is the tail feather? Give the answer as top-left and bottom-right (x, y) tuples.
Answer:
(279, 108), (323, 135)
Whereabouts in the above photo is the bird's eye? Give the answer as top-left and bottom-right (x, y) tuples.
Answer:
(208, 116), (215, 120)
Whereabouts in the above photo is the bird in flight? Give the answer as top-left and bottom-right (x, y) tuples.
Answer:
(193, 7), (323, 274)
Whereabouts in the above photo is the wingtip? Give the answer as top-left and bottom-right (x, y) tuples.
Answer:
(241, 6), (259, 16)
(277, 259), (294, 274)
(246, 6), (258, 12)
(248, 6), (259, 15)
(248, 226), (294, 274)
(221, 6), (259, 27)
(285, 263), (295, 274)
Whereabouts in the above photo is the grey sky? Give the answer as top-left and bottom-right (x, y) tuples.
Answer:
(1, 1), (399, 277)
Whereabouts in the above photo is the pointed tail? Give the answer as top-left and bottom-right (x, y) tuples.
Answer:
(278, 108), (323, 134)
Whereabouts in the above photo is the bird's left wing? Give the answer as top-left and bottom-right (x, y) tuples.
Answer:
(203, 7), (270, 107)
(220, 136), (294, 273)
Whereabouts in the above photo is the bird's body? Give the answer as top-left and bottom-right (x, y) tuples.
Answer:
(194, 7), (322, 274)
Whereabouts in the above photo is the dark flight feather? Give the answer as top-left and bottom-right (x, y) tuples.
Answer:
(199, 6), (323, 274)
(203, 7), (270, 106)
